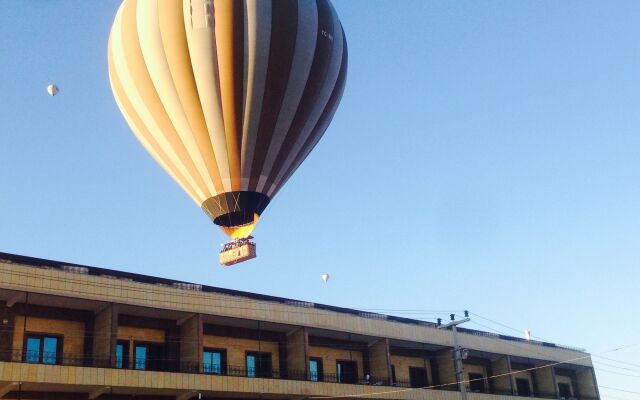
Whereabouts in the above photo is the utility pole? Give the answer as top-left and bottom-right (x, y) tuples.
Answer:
(438, 311), (470, 400)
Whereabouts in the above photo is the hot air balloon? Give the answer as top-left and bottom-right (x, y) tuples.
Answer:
(108, 0), (347, 265)
(47, 84), (59, 96)
(321, 273), (330, 283)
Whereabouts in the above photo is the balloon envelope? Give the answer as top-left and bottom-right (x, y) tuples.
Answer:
(47, 84), (59, 96)
(108, 0), (347, 238)
(321, 273), (330, 283)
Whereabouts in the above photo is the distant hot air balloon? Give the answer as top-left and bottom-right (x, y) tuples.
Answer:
(108, 0), (347, 264)
(47, 84), (59, 96)
(321, 273), (330, 283)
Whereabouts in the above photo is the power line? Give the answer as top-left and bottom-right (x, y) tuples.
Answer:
(600, 386), (640, 395)
(306, 344), (637, 399)
(594, 354), (640, 369)
(593, 360), (640, 372)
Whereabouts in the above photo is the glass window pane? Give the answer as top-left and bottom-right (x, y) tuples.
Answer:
(247, 355), (256, 377)
(116, 344), (124, 369)
(212, 352), (222, 374)
(26, 337), (41, 363)
(337, 363), (342, 382)
(42, 337), (58, 364)
(135, 346), (147, 370)
(203, 351), (212, 373)
(310, 360), (318, 381)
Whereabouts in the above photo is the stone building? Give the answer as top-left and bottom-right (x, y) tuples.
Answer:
(0, 252), (598, 400)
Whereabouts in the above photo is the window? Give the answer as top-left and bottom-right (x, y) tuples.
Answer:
(391, 365), (396, 384)
(516, 378), (531, 396)
(409, 367), (427, 388)
(246, 352), (272, 378)
(204, 349), (226, 375)
(468, 373), (486, 393)
(558, 383), (573, 399)
(116, 341), (129, 369)
(24, 334), (61, 365)
(309, 357), (324, 381)
(336, 360), (358, 384)
(134, 345), (147, 370)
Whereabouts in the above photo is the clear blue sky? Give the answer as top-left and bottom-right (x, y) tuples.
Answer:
(1, 1), (639, 398)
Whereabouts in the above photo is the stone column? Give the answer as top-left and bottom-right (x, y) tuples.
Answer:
(435, 348), (457, 391)
(368, 338), (392, 384)
(491, 355), (514, 395)
(0, 301), (16, 362)
(92, 303), (118, 368)
(286, 327), (308, 380)
(180, 314), (203, 373)
(577, 367), (599, 399)
(533, 362), (558, 398)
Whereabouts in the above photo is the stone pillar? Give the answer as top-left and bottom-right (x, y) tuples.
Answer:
(0, 301), (16, 362)
(491, 355), (514, 395)
(435, 348), (457, 391)
(180, 314), (203, 373)
(533, 362), (558, 398)
(368, 338), (392, 384)
(286, 327), (308, 380)
(92, 303), (118, 368)
(577, 367), (599, 399)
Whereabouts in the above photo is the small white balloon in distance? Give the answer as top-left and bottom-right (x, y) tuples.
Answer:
(47, 84), (59, 97)
(321, 273), (330, 283)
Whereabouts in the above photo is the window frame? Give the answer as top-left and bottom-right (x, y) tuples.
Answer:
(309, 357), (324, 382)
(409, 366), (428, 388)
(468, 372), (486, 393)
(336, 359), (358, 384)
(515, 377), (532, 397)
(558, 382), (573, 399)
(203, 347), (227, 375)
(115, 340), (130, 369)
(245, 351), (273, 378)
(23, 332), (63, 365)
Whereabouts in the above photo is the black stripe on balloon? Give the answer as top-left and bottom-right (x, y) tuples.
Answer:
(233, 0), (246, 157)
(275, 25), (348, 196)
(248, 0), (299, 191)
(266, 0), (334, 188)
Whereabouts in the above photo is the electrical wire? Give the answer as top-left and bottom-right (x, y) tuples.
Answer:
(593, 360), (640, 372)
(4, 270), (639, 398)
(594, 354), (640, 369)
(600, 386), (640, 395)
(306, 344), (637, 399)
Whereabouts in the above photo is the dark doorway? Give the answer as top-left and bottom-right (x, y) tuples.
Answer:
(516, 378), (531, 396)
(468, 373), (486, 393)
(409, 367), (428, 388)
(246, 351), (272, 378)
(558, 383), (573, 399)
(336, 360), (358, 384)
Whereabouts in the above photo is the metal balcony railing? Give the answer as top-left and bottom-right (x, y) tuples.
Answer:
(0, 350), (596, 400)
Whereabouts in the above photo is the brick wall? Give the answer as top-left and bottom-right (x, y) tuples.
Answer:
(391, 355), (433, 384)
(435, 348), (456, 390)
(490, 356), (513, 394)
(533, 362), (557, 398)
(308, 345), (364, 377)
(203, 334), (280, 370)
(180, 314), (202, 372)
(12, 316), (85, 361)
(117, 326), (165, 343)
(368, 339), (391, 381)
(286, 328), (308, 376)
(577, 367), (599, 399)
(93, 304), (117, 367)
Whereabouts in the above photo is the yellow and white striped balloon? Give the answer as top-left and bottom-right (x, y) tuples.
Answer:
(108, 0), (347, 238)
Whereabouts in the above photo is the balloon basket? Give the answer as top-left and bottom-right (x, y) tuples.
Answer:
(219, 237), (256, 266)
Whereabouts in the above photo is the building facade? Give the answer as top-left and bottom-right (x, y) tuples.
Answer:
(0, 252), (599, 400)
